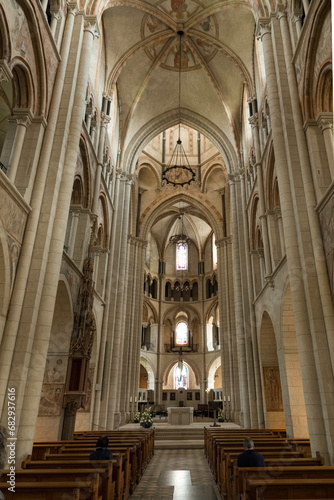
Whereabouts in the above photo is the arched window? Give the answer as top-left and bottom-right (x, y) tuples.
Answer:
(176, 242), (187, 270)
(175, 363), (188, 390)
(175, 321), (189, 346)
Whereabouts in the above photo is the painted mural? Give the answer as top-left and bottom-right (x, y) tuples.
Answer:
(141, 0), (218, 71)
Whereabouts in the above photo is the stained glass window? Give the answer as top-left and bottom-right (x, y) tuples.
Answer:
(175, 321), (188, 345)
(176, 242), (187, 270)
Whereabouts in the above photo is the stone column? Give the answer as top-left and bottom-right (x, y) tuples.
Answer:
(129, 239), (146, 411)
(9, 14), (100, 463)
(50, 10), (61, 37)
(240, 170), (265, 428)
(216, 238), (232, 404)
(317, 114), (334, 181)
(98, 170), (121, 428)
(106, 173), (133, 428)
(228, 173), (250, 425)
(274, 206), (286, 256)
(258, 248), (265, 285)
(249, 113), (272, 276)
(8, 109), (33, 183)
(92, 113), (111, 216)
(68, 210), (80, 258)
(258, 17), (331, 461)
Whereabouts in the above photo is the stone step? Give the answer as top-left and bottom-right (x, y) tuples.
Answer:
(154, 428), (205, 441)
(155, 440), (204, 450)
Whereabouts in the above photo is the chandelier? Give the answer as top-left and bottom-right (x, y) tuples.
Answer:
(162, 31), (196, 187)
(170, 213), (190, 292)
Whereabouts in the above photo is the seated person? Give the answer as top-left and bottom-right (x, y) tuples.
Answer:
(89, 436), (114, 460)
(237, 437), (265, 467)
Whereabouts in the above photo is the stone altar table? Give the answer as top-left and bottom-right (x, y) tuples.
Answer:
(167, 407), (194, 425)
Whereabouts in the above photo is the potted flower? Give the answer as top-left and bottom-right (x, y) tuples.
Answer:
(218, 409), (224, 422)
(140, 408), (153, 428)
(133, 411), (141, 423)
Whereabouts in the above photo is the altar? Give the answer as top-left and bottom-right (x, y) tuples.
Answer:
(167, 406), (194, 425)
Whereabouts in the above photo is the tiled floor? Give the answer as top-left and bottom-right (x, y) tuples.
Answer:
(129, 449), (220, 500)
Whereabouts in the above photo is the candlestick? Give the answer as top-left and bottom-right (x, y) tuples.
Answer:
(228, 395), (230, 402)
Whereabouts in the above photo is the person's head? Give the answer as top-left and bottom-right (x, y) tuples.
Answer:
(243, 437), (254, 450)
(0, 426), (7, 474)
(96, 436), (109, 448)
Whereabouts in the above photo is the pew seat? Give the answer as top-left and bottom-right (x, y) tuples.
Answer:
(245, 478), (334, 499)
(0, 480), (101, 500)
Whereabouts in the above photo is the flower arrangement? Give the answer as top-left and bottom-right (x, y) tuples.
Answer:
(133, 411), (141, 423)
(218, 409), (224, 421)
(140, 408), (153, 428)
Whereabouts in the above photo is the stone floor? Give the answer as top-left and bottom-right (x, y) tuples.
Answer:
(129, 449), (221, 500)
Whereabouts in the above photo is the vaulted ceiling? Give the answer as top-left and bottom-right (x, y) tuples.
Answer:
(102, 0), (256, 158)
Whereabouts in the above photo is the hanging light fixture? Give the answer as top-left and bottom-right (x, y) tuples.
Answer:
(162, 31), (196, 187)
(170, 213), (190, 292)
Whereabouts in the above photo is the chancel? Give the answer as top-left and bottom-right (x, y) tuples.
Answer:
(0, 0), (333, 498)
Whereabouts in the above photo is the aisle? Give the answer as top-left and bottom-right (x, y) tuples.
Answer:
(129, 449), (220, 500)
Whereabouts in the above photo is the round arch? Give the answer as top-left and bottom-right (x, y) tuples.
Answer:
(207, 354), (222, 390)
(202, 162), (227, 192)
(162, 357), (201, 388)
(140, 356), (155, 390)
(302, 0), (332, 119)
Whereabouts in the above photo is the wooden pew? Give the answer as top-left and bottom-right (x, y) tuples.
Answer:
(215, 444), (296, 487)
(58, 444), (139, 492)
(212, 438), (293, 479)
(244, 477), (334, 499)
(0, 479), (100, 499)
(229, 453), (325, 500)
(219, 450), (307, 498)
(60, 440), (144, 480)
(238, 466), (334, 500)
(21, 459), (116, 500)
(43, 451), (130, 499)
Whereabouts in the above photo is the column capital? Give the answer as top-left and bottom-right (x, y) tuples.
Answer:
(128, 235), (148, 248)
(248, 113), (259, 128)
(84, 15), (100, 38)
(276, 3), (287, 20)
(273, 206), (282, 220)
(11, 108), (34, 128)
(216, 236), (233, 248)
(101, 112), (111, 127)
(316, 113), (333, 133)
(66, 1), (79, 16)
(256, 18), (271, 40)
(0, 59), (13, 83)
(51, 9), (61, 19)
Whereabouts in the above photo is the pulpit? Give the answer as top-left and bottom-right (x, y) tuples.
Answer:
(167, 406), (194, 425)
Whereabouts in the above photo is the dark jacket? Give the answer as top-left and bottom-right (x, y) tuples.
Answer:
(237, 449), (265, 467)
(89, 447), (114, 460)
